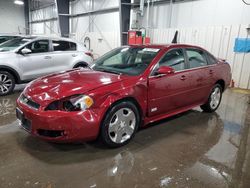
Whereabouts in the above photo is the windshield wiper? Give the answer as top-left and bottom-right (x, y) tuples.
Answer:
(95, 68), (122, 75)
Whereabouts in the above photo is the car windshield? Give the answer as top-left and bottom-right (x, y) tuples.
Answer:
(0, 37), (33, 52)
(92, 47), (160, 76)
(0, 36), (14, 44)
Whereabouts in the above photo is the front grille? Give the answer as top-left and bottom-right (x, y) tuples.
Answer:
(20, 95), (40, 110)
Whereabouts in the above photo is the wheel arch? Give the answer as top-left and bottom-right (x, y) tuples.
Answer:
(0, 65), (21, 84)
(108, 97), (143, 119)
(215, 79), (225, 92)
(73, 61), (88, 68)
(97, 96), (144, 137)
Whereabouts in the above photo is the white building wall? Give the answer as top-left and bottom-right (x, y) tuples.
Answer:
(171, 0), (250, 27)
(70, 0), (120, 57)
(29, 0), (120, 56)
(139, 0), (250, 29)
(0, 0), (26, 34)
(30, 4), (60, 36)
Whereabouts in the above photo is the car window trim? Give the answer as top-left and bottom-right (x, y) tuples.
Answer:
(149, 48), (218, 78)
(149, 47), (187, 77)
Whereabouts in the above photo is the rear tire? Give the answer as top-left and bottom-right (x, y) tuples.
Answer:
(0, 71), (15, 96)
(100, 101), (140, 148)
(200, 84), (222, 113)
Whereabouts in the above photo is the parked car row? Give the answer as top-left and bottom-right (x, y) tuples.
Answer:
(0, 36), (93, 95)
(14, 44), (232, 147)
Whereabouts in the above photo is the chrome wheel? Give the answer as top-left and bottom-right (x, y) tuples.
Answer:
(108, 108), (136, 144)
(0, 73), (13, 95)
(210, 87), (221, 109)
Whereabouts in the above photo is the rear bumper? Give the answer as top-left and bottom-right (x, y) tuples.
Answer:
(16, 100), (101, 143)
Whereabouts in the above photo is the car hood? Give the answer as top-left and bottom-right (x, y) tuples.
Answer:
(24, 69), (128, 106)
(0, 51), (15, 59)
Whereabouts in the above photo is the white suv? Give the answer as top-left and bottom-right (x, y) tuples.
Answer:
(0, 36), (93, 95)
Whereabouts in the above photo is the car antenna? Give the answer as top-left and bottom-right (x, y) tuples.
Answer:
(171, 30), (178, 44)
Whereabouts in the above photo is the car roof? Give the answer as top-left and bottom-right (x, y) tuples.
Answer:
(0, 34), (23, 37)
(7, 35), (78, 43)
(129, 44), (204, 50)
(27, 35), (77, 42)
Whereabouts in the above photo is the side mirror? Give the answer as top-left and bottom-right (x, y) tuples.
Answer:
(20, 48), (31, 55)
(157, 66), (175, 75)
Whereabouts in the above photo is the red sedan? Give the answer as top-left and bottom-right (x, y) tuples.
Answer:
(16, 44), (231, 147)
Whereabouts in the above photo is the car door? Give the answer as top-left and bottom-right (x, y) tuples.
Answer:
(184, 48), (212, 105)
(18, 40), (53, 80)
(148, 48), (192, 117)
(50, 40), (77, 72)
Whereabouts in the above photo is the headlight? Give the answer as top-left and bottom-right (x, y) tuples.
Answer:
(45, 95), (94, 111)
(64, 95), (94, 111)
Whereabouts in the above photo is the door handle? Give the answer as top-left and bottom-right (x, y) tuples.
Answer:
(72, 54), (78, 57)
(180, 75), (186, 80)
(44, 56), (52, 59)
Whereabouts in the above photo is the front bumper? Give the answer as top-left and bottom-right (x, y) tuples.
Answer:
(16, 99), (101, 142)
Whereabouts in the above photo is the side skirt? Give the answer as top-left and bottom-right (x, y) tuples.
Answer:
(143, 102), (204, 126)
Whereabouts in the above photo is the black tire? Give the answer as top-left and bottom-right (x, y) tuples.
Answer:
(73, 63), (88, 69)
(100, 101), (140, 148)
(0, 71), (15, 96)
(200, 84), (222, 113)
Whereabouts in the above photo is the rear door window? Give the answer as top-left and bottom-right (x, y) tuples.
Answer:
(186, 49), (208, 68)
(52, 40), (76, 51)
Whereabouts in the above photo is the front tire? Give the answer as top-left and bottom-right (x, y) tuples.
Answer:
(73, 63), (88, 69)
(100, 101), (140, 148)
(201, 84), (222, 113)
(0, 71), (15, 96)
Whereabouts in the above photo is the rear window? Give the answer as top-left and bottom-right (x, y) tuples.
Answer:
(206, 53), (218, 65)
(52, 40), (76, 51)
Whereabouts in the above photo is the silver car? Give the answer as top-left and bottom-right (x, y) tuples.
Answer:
(0, 36), (93, 95)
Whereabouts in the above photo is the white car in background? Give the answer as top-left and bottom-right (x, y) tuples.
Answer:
(0, 36), (93, 95)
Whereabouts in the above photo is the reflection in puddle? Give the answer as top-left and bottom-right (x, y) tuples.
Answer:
(107, 150), (134, 177)
(183, 91), (250, 188)
(160, 176), (172, 187)
(106, 150), (135, 186)
(0, 93), (20, 126)
(0, 98), (15, 116)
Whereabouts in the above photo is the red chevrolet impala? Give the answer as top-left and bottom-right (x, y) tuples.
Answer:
(16, 44), (231, 147)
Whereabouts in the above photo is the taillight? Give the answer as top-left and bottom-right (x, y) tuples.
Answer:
(85, 52), (93, 59)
